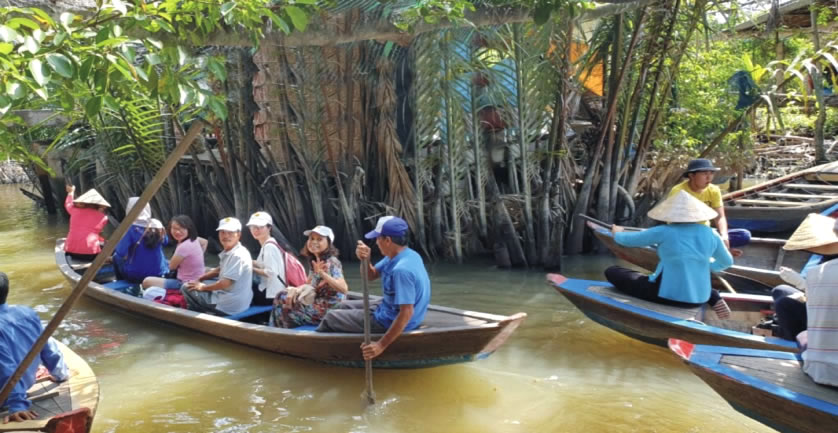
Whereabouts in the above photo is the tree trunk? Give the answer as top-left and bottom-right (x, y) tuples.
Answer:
(513, 24), (536, 264)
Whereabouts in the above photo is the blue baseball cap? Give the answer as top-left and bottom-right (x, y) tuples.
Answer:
(365, 216), (409, 239)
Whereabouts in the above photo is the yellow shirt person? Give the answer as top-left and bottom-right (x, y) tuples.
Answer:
(668, 180), (722, 226)
(666, 159), (730, 251)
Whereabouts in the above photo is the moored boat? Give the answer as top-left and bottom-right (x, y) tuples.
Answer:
(724, 161), (838, 233)
(669, 339), (838, 433)
(0, 341), (99, 433)
(56, 238), (527, 369)
(547, 274), (797, 352)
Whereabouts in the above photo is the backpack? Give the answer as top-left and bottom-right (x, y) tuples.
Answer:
(265, 239), (308, 287)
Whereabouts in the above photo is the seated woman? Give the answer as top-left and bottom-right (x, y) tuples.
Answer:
(246, 212), (286, 306)
(773, 213), (838, 386)
(112, 198), (168, 284)
(141, 215), (207, 291)
(64, 184), (110, 261)
(602, 191), (734, 315)
(271, 225), (348, 328)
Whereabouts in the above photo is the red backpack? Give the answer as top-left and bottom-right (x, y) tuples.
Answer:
(265, 239), (308, 287)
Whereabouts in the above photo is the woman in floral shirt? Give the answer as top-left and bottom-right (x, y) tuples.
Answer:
(271, 226), (348, 328)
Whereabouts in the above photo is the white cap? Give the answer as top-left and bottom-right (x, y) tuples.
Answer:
(126, 197), (151, 227)
(216, 217), (242, 232)
(148, 218), (164, 230)
(303, 225), (335, 243)
(246, 211), (273, 227)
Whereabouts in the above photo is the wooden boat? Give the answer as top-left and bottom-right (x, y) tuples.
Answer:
(591, 226), (809, 293)
(56, 239), (527, 369)
(547, 274), (798, 352)
(724, 161), (838, 233)
(669, 339), (838, 433)
(0, 341), (99, 433)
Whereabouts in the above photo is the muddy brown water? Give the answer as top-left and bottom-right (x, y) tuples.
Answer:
(0, 185), (775, 432)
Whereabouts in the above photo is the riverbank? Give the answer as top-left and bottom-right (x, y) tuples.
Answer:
(0, 160), (28, 184)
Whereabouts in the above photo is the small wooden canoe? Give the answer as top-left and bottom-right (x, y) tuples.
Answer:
(669, 339), (838, 433)
(547, 274), (798, 352)
(591, 227), (809, 292)
(0, 341), (98, 433)
(56, 239), (526, 369)
(724, 161), (838, 233)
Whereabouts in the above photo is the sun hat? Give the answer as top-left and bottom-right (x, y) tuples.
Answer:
(364, 216), (409, 239)
(304, 225), (335, 243)
(683, 158), (720, 177)
(783, 213), (838, 252)
(216, 217), (242, 232)
(74, 189), (111, 208)
(125, 197), (151, 227)
(246, 211), (273, 227)
(148, 218), (164, 230)
(647, 191), (719, 223)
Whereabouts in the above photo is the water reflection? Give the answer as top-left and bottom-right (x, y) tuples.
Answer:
(0, 185), (775, 432)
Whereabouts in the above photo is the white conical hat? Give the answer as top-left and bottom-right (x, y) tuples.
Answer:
(647, 190), (718, 223)
(74, 189), (110, 208)
(783, 213), (838, 251)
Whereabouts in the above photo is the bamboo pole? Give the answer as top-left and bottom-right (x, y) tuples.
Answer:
(470, 39), (488, 241)
(0, 120), (206, 406)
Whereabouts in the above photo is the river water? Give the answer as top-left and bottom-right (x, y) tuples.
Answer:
(0, 185), (775, 433)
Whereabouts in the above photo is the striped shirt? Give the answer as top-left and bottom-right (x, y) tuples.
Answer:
(802, 259), (838, 386)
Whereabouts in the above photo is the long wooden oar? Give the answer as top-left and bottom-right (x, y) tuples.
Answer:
(360, 257), (375, 408)
(0, 121), (206, 405)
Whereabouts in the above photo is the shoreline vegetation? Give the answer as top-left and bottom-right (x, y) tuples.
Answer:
(0, 161), (27, 185)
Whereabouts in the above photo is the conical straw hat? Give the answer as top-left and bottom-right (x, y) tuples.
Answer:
(783, 213), (838, 251)
(647, 190), (718, 223)
(74, 189), (110, 208)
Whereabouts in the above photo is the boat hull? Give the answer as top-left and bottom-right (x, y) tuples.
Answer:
(670, 340), (838, 433)
(548, 274), (797, 352)
(56, 239), (526, 369)
(0, 341), (99, 433)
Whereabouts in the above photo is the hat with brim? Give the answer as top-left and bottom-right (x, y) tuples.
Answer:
(246, 212), (273, 227)
(148, 218), (164, 230)
(365, 216), (409, 239)
(74, 189), (110, 208)
(304, 225), (335, 243)
(647, 190), (719, 223)
(217, 217), (242, 232)
(683, 158), (721, 177)
(783, 213), (838, 252)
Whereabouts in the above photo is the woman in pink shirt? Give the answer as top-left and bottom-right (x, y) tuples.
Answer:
(64, 184), (110, 261)
(142, 215), (207, 291)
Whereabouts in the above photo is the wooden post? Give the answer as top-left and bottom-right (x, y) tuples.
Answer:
(0, 121), (206, 405)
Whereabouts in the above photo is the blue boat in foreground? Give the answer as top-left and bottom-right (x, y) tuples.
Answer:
(547, 274), (797, 352)
(669, 339), (838, 433)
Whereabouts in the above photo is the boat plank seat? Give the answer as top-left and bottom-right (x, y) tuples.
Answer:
(0, 374), (72, 421)
(785, 183), (838, 191)
(225, 305), (273, 321)
(588, 285), (702, 320)
(722, 355), (838, 406)
(758, 192), (835, 200)
(734, 199), (816, 207)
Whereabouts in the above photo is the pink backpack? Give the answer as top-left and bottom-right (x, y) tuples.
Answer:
(265, 239), (308, 287)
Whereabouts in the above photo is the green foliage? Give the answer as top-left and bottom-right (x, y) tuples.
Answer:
(653, 39), (745, 154)
(0, 0), (319, 164)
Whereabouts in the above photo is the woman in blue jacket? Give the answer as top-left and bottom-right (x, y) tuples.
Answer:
(602, 191), (734, 316)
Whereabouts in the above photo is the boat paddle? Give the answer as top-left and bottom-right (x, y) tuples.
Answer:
(360, 257), (376, 408)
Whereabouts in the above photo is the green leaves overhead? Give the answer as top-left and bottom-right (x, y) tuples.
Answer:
(46, 53), (74, 78)
(285, 6), (308, 32)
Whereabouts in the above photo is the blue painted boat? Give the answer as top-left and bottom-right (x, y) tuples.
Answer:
(669, 339), (838, 433)
(547, 274), (797, 352)
(724, 161), (838, 233)
(57, 239), (527, 369)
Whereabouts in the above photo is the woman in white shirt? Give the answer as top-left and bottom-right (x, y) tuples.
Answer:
(247, 212), (286, 306)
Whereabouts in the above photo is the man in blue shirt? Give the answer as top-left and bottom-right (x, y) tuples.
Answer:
(0, 272), (69, 424)
(316, 216), (431, 360)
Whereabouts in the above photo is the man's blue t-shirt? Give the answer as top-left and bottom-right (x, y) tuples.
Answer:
(373, 248), (431, 331)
